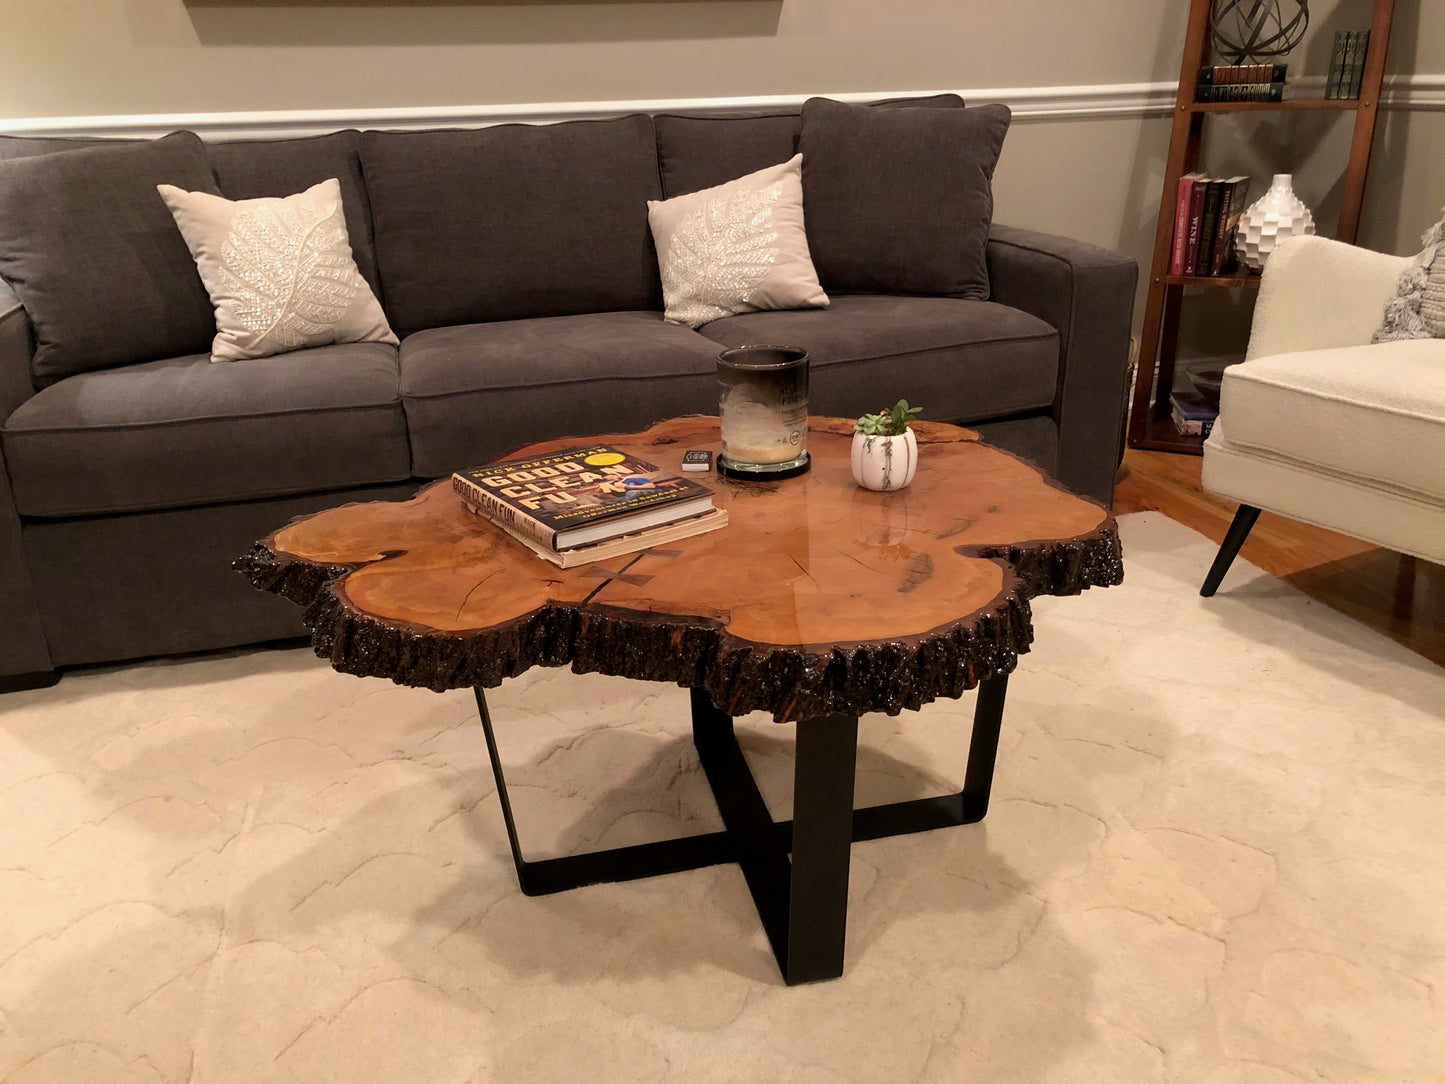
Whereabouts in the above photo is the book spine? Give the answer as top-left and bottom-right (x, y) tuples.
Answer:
(1184, 179), (1208, 275)
(1350, 30), (1370, 98)
(1210, 182), (1236, 276)
(452, 474), (559, 549)
(1194, 82), (1285, 103)
(1170, 175), (1193, 276)
(1326, 31), (1346, 99)
(1197, 181), (1223, 275)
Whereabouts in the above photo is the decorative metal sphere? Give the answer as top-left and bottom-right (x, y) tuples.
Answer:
(1210, 0), (1309, 64)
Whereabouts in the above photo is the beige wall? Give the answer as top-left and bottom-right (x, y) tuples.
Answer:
(2, 2), (1189, 117)
(1, 0), (1439, 359)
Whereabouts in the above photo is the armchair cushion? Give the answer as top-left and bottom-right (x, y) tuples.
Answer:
(1219, 338), (1445, 502)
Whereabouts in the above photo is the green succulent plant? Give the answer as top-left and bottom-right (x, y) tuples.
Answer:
(854, 399), (922, 437)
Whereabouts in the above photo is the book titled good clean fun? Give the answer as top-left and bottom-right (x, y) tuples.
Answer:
(452, 444), (726, 564)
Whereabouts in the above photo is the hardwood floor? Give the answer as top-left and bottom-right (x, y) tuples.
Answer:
(1115, 449), (1445, 669)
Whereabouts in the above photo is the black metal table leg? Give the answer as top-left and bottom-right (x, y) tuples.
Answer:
(476, 672), (1012, 983)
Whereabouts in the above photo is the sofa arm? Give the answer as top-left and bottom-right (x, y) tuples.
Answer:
(0, 279), (37, 422)
(1245, 235), (1411, 361)
(0, 282), (54, 685)
(986, 224), (1138, 505)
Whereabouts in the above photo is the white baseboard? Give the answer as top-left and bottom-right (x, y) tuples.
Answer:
(1, 76), (1438, 142)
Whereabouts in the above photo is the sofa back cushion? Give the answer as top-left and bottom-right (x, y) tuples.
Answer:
(0, 131), (221, 386)
(0, 134), (143, 161)
(361, 115), (663, 334)
(800, 98), (1010, 300)
(655, 112), (803, 200)
(655, 94), (966, 200)
(206, 130), (382, 299)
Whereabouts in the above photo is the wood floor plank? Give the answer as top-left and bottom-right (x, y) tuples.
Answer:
(1116, 449), (1444, 668)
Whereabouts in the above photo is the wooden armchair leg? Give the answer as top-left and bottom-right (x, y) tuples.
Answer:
(1201, 505), (1261, 597)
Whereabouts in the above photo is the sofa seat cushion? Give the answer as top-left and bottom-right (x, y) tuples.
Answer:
(696, 295), (1059, 423)
(2, 342), (411, 517)
(401, 311), (726, 476)
(1220, 338), (1445, 501)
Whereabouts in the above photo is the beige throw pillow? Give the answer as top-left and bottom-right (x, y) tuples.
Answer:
(647, 154), (828, 328)
(157, 178), (397, 362)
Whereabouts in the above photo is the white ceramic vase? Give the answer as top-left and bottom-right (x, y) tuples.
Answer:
(851, 429), (917, 491)
(1235, 173), (1315, 272)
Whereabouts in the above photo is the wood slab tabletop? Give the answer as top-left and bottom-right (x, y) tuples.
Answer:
(239, 416), (1123, 721)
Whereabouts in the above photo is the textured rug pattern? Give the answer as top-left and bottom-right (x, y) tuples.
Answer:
(0, 512), (1441, 1082)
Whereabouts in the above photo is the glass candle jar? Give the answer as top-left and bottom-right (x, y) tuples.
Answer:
(716, 346), (811, 480)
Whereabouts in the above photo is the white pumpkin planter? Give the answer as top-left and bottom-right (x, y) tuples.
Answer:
(851, 429), (917, 491)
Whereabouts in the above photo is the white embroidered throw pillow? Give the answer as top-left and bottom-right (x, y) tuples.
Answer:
(647, 154), (829, 329)
(157, 178), (397, 362)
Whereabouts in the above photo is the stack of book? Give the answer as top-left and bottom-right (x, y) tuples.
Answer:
(1170, 173), (1252, 278)
(1325, 31), (1371, 99)
(1170, 391), (1218, 438)
(1195, 63), (1288, 103)
(452, 444), (727, 567)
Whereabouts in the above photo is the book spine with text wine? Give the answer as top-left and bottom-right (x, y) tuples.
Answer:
(452, 444), (714, 551)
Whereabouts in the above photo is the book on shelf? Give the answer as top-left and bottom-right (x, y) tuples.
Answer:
(1211, 176), (1251, 276)
(452, 443), (726, 564)
(1326, 30), (1370, 99)
(1196, 180), (1224, 274)
(1196, 63), (1287, 86)
(1170, 390), (1218, 437)
(1194, 81), (1287, 103)
(1184, 174), (1210, 275)
(1171, 174), (1249, 277)
(1170, 171), (1209, 275)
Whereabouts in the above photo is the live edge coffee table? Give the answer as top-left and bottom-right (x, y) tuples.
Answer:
(240, 416), (1122, 985)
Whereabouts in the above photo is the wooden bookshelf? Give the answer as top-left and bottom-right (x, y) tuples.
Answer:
(1126, 0), (1396, 455)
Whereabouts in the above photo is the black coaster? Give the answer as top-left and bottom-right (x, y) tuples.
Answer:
(716, 452), (811, 481)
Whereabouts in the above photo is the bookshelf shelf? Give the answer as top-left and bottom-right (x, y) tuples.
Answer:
(1161, 273), (1263, 289)
(1127, 0), (1396, 457)
(1186, 99), (1368, 114)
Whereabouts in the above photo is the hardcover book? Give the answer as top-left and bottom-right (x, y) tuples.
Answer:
(1171, 171), (1209, 276)
(453, 444), (719, 552)
(1211, 176), (1250, 275)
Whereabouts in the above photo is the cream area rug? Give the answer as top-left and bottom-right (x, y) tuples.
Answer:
(0, 512), (1441, 1083)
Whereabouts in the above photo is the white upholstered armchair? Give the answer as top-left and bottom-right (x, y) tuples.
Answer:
(1199, 234), (1445, 596)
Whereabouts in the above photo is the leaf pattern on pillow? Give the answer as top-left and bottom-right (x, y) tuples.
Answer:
(219, 193), (361, 352)
(662, 180), (782, 328)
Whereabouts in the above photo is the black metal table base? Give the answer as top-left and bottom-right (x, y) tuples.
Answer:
(474, 673), (1009, 985)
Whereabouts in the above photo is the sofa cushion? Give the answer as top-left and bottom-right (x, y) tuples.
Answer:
(655, 112), (802, 201)
(799, 99), (1010, 299)
(2, 341), (411, 517)
(696, 295), (1058, 422)
(1219, 339), (1445, 502)
(400, 312), (725, 476)
(362, 116), (664, 335)
(654, 94), (966, 200)
(207, 130), (383, 299)
(0, 134), (143, 160)
(157, 178), (397, 362)
(648, 154), (828, 328)
(0, 132), (221, 387)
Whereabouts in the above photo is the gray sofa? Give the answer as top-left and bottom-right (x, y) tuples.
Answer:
(0, 96), (1137, 691)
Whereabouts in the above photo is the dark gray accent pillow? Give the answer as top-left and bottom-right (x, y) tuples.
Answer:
(207, 130), (382, 299)
(655, 93), (966, 200)
(799, 98), (1011, 299)
(0, 131), (221, 386)
(361, 115), (664, 335)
